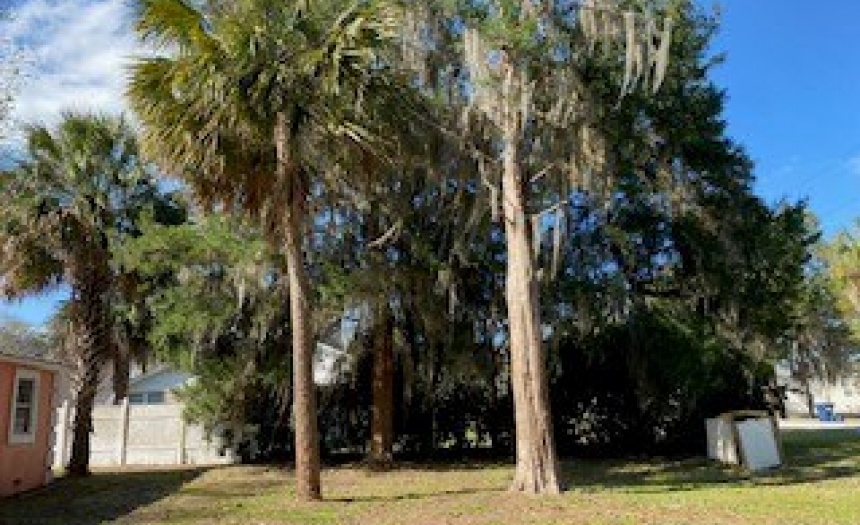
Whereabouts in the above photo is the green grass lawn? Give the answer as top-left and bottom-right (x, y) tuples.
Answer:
(2, 429), (858, 525)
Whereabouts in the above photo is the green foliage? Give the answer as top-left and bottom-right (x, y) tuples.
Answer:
(551, 304), (773, 456)
(773, 224), (860, 383)
(821, 225), (860, 338)
(121, 216), (292, 448)
(112, 0), (842, 462)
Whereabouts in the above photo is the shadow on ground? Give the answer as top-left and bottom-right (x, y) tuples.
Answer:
(334, 428), (860, 498)
(0, 468), (206, 525)
(561, 428), (860, 494)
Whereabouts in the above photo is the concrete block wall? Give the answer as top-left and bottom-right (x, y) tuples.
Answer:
(54, 400), (235, 468)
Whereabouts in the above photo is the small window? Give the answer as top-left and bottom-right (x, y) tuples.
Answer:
(146, 391), (165, 404)
(9, 370), (39, 445)
(129, 391), (165, 405)
(128, 393), (145, 405)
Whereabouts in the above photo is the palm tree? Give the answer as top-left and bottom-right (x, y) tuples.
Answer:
(0, 112), (159, 476)
(128, 0), (411, 500)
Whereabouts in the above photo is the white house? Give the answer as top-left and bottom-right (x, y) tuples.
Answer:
(95, 367), (194, 405)
(776, 363), (860, 417)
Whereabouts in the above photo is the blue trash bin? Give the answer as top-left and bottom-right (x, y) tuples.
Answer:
(814, 402), (843, 422)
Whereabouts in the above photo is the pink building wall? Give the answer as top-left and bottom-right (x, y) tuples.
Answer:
(0, 359), (57, 497)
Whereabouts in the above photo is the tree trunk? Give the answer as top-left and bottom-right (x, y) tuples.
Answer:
(501, 90), (562, 494)
(68, 361), (100, 477)
(803, 374), (816, 418)
(368, 304), (395, 466)
(277, 113), (321, 501)
(67, 252), (112, 477)
(112, 336), (130, 404)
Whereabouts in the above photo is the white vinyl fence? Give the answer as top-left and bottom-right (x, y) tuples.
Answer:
(54, 400), (236, 468)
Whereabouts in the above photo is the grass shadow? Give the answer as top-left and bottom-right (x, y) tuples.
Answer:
(561, 428), (860, 494)
(0, 468), (207, 525)
(768, 428), (860, 484)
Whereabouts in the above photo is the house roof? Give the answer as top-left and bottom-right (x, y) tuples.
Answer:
(0, 351), (65, 373)
(128, 368), (193, 393)
(0, 324), (53, 357)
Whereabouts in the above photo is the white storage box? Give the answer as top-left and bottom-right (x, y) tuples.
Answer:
(705, 410), (783, 471)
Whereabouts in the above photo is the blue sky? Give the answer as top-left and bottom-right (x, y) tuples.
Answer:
(707, 0), (860, 235)
(1, 0), (859, 326)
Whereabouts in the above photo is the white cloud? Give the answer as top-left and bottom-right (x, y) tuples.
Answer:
(3, 0), (140, 137)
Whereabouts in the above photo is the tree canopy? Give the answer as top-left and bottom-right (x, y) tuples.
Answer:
(2, 0), (855, 501)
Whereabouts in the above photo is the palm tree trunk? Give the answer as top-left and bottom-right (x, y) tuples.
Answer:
(501, 90), (561, 494)
(368, 303), (395, 466)
(68, 360), (100, 476)
(67, 253), (112, 477)
(277, 112), (321, 501)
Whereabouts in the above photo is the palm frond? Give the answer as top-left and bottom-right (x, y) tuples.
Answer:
(135, 0), (215, 52)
